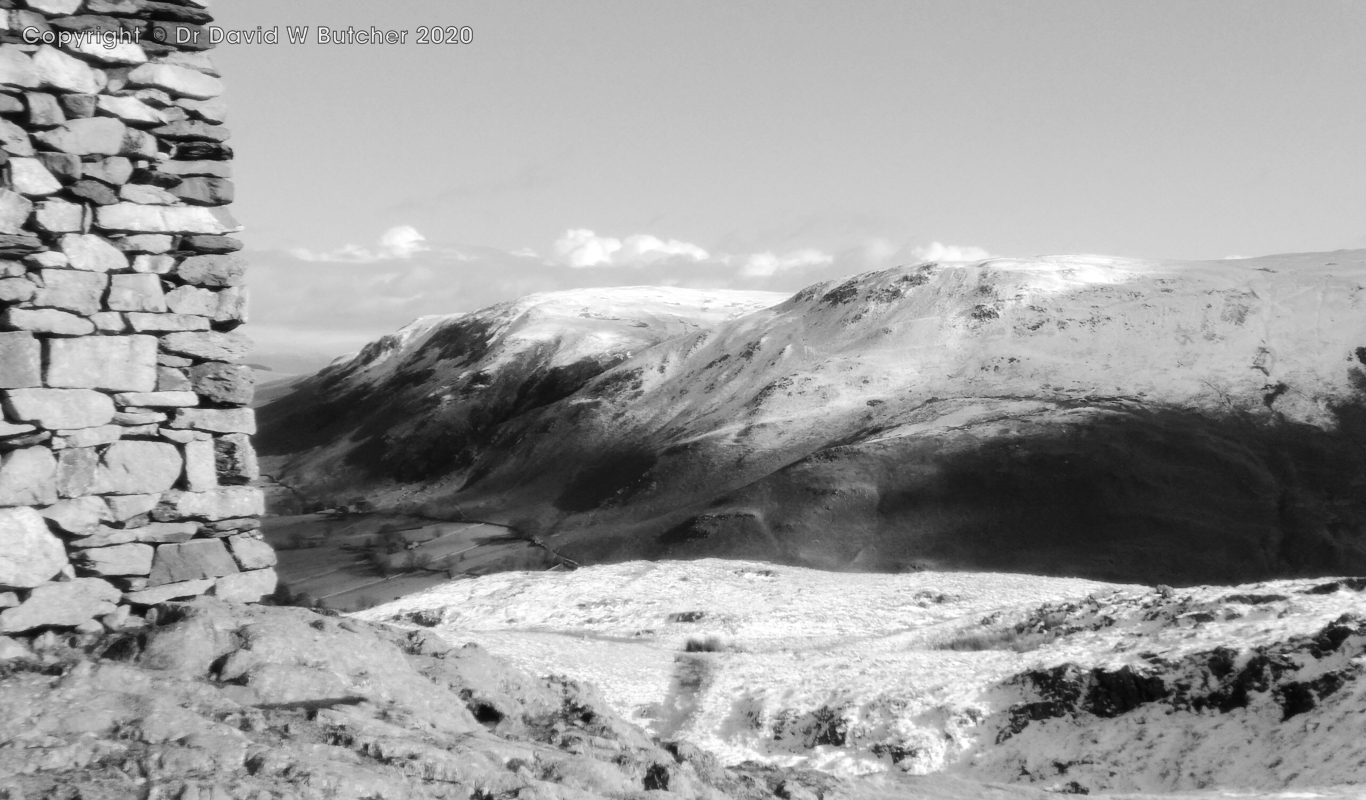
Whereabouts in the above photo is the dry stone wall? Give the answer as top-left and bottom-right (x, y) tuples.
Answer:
(0, 0), (275, 635)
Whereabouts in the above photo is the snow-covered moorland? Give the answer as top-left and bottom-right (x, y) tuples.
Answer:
(356, 560), (1366, 797)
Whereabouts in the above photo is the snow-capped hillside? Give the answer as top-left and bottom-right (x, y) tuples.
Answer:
(260, 251), (1366, 585)
(257, 287), (785, 499)
(356, 560), (1366, 796)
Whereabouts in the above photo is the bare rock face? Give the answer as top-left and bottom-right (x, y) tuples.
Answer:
(0, 507), (67, 589)
(0, 577), (118, 632)
(210, 567), (276, 603)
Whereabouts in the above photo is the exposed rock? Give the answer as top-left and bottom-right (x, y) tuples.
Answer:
(152, 120), (227, 142)
(35, 152), (82, 183)
(32, 116), (134, 155)
(176, 253), (245, 287)
(68, 178), (120, 205)
(0, 577), (119, 633)
(159, 330), (250, 361)
(211, 567), (275, 603)
(33, 268), (107, 315)
(32, 46), (108, 95)
(120, 182), (181, 205)
(90, 439), (183, 495)
(45, 334), (157, 393)
(225, 535), (275, 570)
(33, 198), (85, 232)
(181, 234), (242, 253)
(90, 311), (128, 332)
(0, 49), (40, 91)
(183, 437), (216, 492)
(70, 521), (195, 548)
(148, 538), (238, 585)
(156, 366), (192, 393)
(55, 424), (123, 448)
(58, 92), (97, 119)
(9, 156), (62, 195)
(212, 285), (247, 325)
(73, 543), (154, 577)
(23, 91), (64, 128)
(169, 176), (233, 206)
(177, 97), (227, 123)
(55, 446), (97, 498)
(0, 636), (28, 662)
(105, 493), (162, 521)
(95, 202), (240, 234)
(113, 390), (198, 407)
(188, 362), (252, 405)
(123, 577), (213, 605)
(0, 276), (36, 303)
(170, 407), (254, 434)
(0, 233), (44, 257)
(159, 486), (264, 521)
(0, 118), (36, 156)
(0, 332), (41, 389)
(127, 63), (224, 100)
(132, 254), (176, 273)
(0, 506), (67, 588)
(214, 433), (257, 483)
(95, 95), (165, 125)
(38, 496), (110, 536)
(0, 189), (33, 233)
(159, 159), (232, 178)
(107, 272), (168, 312)
(0, 307), (95, 335)
(0, 446), (57, 507)
(3, 388), (116, 429)
(60, 232), (129, 272)
(165, 284), (217, 315)
(82, 156), (133, 185)
(126, 312), (209, 332)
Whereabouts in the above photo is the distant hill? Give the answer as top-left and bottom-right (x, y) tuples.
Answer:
(257, 252), (1366, 585)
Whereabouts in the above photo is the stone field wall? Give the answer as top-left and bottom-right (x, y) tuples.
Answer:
(0, 0), (276, 636)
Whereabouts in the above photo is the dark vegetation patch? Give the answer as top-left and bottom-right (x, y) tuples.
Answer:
(683, 636), (725, 653)
(865, 387), (1366, 585)
(554, 448), (659, 513)
(667, 611), (707, 623)
(998, 614), (1366, 742)
(1302, 577), (1366, 595)
(820, 279), (863, 306)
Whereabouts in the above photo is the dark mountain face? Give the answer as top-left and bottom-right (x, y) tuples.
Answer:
(257, 252), (1366, 585)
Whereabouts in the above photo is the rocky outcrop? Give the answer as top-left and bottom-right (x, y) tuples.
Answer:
(0, 597), (930, 800)
(0, 1), (271, 634)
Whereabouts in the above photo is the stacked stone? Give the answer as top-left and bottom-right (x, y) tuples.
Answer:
(0, 0), (275, 636)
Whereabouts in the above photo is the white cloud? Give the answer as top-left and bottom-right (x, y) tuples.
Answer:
(552, 229), (710, 268)
(736, 248), (833, 278)
(910, 241), (993, 263)
(290, 225), (431, 262)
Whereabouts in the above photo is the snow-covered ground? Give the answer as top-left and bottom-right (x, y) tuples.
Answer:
(356, 559), (1366, 797)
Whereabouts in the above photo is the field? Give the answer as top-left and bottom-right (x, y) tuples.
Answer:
(260, 512), (559, 611)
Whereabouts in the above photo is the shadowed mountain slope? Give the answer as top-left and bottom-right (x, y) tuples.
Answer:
(259, 251), (1366, 585)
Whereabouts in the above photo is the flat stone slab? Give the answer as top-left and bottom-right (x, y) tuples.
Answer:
(73, 542), (154, 577)
(0, 332), (41, 390)
(123, 578), (213, 606)
(226, 535), (277, 571)
(148, 539), (239, 586)
(212, 568), (277, 604)
(45, 334), (158, 392)
(3, 388), (116, 429)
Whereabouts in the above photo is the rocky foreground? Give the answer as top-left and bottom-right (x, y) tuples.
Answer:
(0, 596), (1059, 800)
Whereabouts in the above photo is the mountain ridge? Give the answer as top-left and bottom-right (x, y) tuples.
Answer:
(258, 251), (1366, 585)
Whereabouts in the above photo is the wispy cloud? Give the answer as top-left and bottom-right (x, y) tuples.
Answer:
(290, 225), (431, 262)
(909, 242), (993, 263)
(551, 229), (710, 268)
(733, 248), (834, 278)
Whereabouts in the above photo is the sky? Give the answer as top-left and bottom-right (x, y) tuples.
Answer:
(206, 1), (1366, 366)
